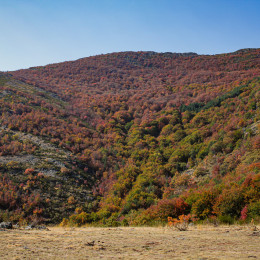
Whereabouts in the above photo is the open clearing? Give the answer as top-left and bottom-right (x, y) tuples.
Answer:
(0, 226), (259, 259)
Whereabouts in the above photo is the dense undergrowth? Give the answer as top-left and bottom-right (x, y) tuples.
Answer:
(0, 49), (259, 225)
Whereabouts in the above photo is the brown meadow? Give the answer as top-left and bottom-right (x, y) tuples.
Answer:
(0, 225), (259, 259)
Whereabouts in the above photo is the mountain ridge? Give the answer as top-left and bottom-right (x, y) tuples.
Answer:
(8, 48), (259, 72)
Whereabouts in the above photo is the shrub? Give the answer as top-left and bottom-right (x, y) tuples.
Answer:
(60, 218), (69, 227)
(193, 167), (209, 177)
(24, 168), (35, 175)
(144, 198), (189, 222)
(67, 196), (76, 205)
(168, 214), (194, 231)
(218, 215), (234, 225)
(248, 201), (260, 220)
(191, 190), (219, 219)
(213, 186), (244, 218)
(62, 212), (92, 226)
(205, 215), (220, 226)
(240, 205), (248, 221)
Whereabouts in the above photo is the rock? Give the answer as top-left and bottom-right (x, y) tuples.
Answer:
(24, 226), (32, 230)
(36, 225), (49, 231)
(25, 225), (33, 230)
(24, 224), (49, 231)
(176, 237), (185, 240)
(86, 241), (95, 246)
(249, 231), (260, 237)
(13, 224), (20, 229)
(0, 222), (13, 229)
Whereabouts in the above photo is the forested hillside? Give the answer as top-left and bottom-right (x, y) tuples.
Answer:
(0, 48), (259, 225)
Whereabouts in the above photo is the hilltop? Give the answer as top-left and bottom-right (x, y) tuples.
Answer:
(0, 49), (259, 225)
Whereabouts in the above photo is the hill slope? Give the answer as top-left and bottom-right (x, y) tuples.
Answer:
(0, 49), (259, 225)
(0, 74), (95, 223)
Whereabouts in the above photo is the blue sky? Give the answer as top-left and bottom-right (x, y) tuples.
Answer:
(0, 0), (259, 71)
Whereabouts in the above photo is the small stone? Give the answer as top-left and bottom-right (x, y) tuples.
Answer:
(25, 225), (32, 230)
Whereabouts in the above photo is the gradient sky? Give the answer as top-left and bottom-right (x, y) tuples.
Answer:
(0, 0), (259, 71)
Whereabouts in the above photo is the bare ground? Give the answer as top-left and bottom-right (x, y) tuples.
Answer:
(0, 226), (259, 259)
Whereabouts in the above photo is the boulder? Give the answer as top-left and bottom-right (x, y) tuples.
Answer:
(0, 222), (13, 229)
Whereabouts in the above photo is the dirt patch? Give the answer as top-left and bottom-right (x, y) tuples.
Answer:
(0, 226), (259, 259)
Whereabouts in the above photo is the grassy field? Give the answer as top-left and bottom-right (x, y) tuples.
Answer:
(0, 225), (259, 259)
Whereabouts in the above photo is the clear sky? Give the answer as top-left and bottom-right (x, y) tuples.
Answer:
(0, 0), (259, 71)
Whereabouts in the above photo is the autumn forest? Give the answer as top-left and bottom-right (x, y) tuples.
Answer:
(0, 48), (259, 226)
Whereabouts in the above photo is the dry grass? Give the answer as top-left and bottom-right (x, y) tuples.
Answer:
(0, 225), (259, 259)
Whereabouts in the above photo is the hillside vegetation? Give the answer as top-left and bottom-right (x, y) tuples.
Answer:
(0, 48), (259, 225)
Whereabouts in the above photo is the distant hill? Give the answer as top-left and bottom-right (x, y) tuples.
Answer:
(0, 49), (259, 225)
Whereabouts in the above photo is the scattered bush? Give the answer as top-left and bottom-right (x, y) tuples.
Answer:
(168, 214), (194, 231)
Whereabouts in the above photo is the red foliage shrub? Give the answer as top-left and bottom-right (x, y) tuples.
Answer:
(240, 205), (248, 221)
(144, 198), (189, 221)
(24, 168), (35, 175)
